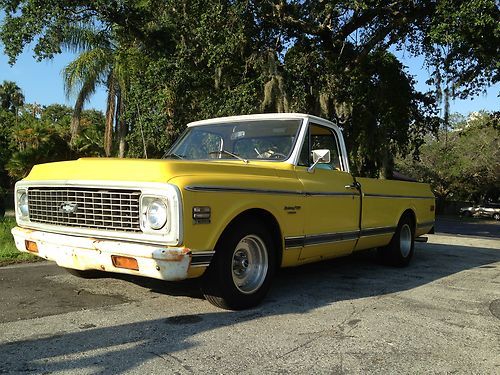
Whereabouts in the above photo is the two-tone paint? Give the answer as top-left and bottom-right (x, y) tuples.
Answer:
(12, 113), (435, 281)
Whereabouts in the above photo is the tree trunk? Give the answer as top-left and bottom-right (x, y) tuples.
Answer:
(104, 78), (116, 157)
(70, 94), (84, 142)
(379, 149), (394, 179)
(116, 90), (127, 158)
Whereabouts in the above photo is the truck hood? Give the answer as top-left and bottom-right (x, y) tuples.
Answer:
(24, 158), (283, 183)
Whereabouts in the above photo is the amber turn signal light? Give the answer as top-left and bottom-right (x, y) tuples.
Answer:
(25, 240), (38, 253)
(111, 255), (139, 271)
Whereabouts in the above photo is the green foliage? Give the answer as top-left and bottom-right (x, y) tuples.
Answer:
(396, 112), (500, 202)
(0, 109), (15, 187)
(0, 1), (498, 176)
(424, 0), (500, 99)
(0, 217), (38, 265)
(0, 80), (24, 112)
(0, 102), (105, 183)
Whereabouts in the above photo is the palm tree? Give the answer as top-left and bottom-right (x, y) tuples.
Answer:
(63, 25), (133, 157)
(0, 80), (25, 117)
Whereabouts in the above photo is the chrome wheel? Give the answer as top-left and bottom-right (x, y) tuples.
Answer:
(400, 224), (412, 258)
(231, 234), (268, 294)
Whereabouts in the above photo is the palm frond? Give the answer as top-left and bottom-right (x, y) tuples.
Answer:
(60, 23), (110, 54)
(63, 48), (112, 99)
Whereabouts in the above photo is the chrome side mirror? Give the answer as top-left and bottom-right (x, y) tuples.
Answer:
(308, 149), (331, 173)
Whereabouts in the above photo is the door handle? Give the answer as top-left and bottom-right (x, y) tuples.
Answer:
(344, 182), (361, 190)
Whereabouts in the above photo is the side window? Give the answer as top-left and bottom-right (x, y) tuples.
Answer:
(310, 124), (342, 170)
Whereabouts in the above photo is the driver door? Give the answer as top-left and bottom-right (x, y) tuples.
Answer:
(295, 123), (361, 260)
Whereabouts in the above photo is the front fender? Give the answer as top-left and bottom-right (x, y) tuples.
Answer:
(169, 175), (305, 253)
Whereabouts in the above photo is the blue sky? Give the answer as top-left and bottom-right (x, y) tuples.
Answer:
(0, 43), (498, 116)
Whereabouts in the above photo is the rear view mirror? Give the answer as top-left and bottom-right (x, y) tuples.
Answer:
(308, 149), (331, 173)
(312, 149), (331, 164)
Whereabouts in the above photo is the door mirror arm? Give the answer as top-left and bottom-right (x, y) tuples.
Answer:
(308, 149), (331, 173)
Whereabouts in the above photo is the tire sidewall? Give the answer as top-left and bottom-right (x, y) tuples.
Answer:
(395, 217), (414, 266)
(380, 215), (415, 267)
(206, 221), (276, 310)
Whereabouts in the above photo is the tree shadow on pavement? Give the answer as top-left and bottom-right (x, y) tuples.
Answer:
(0, 241), (498, 374)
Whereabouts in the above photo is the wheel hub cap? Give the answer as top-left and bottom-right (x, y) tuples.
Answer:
(231, 235), (268, 294)
(400, 224), (412, 258)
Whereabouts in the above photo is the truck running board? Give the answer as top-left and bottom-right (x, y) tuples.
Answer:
(415, 236), (428, 243)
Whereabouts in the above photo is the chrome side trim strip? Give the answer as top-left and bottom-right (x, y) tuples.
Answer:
(190, 250), (215, 267)
(284, 230), (360, 248)
(364, 193), (434, 200)
(304, 231), (360, 246)
(359, 226), (396, 237)
(306, 191), (360, 197)
(284, 226), (396, 249)
(283, 236), (305, 248)
(185, 185), (301, 195)
(185, 185), (358, 197)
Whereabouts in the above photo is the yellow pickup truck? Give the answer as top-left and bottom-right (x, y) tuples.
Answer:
(12, 114), (435, 309)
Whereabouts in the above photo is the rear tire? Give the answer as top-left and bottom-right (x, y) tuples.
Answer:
(64, 268), (103, 279)
(201, 222), (275, 310)
(378, 214), (415, 267)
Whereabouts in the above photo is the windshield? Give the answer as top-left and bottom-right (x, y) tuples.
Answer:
(166, 119), (302, 161)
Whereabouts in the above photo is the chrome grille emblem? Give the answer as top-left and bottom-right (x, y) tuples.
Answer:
(59, 202), (78, 214)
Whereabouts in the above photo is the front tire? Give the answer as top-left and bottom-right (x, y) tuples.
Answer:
(378, 214), (415, 267)
(201, 222), (275, 310)
(493, 213), (500, 221)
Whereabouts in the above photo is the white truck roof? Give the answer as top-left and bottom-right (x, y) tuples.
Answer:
(187, 113), (337, 128)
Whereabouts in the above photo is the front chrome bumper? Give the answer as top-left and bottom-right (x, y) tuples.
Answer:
(11, 227), (198, 281)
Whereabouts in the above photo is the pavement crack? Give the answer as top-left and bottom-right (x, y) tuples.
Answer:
(149, 351), (193, 374)
(275, 335), (322, 360)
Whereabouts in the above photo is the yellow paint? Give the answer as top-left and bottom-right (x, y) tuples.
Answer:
(25, 157), (295, 182)
(187, 267), (206, 278)
(294, 167), (360, 259)
(22, 156), (435, 278)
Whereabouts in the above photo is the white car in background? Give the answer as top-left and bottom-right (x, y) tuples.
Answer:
(460, 203), (500, 221)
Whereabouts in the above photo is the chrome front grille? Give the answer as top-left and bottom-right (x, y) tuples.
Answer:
(28, 187), (141, 232)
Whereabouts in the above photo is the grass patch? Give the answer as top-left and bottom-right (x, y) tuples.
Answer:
(0, 217), (39, 266)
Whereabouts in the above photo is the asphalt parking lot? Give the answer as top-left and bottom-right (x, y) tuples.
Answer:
(0, 218), (499, 374)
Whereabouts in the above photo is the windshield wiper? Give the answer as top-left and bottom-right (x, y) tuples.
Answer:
(208, 150), (249, 163)
(163, 152), (184, 159)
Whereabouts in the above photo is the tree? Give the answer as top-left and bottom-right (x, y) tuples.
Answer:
(0, 80), (24, 115)
(4, 103), (106, 180)
(396, 112), (500, 204)
(0, 107), (15, 188)
(1, 1), (498, 174)
(62, 24), (138, 157)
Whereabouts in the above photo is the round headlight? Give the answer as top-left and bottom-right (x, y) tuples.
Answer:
(19, 192), (29, 217)
(146, 200), (168, 230)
